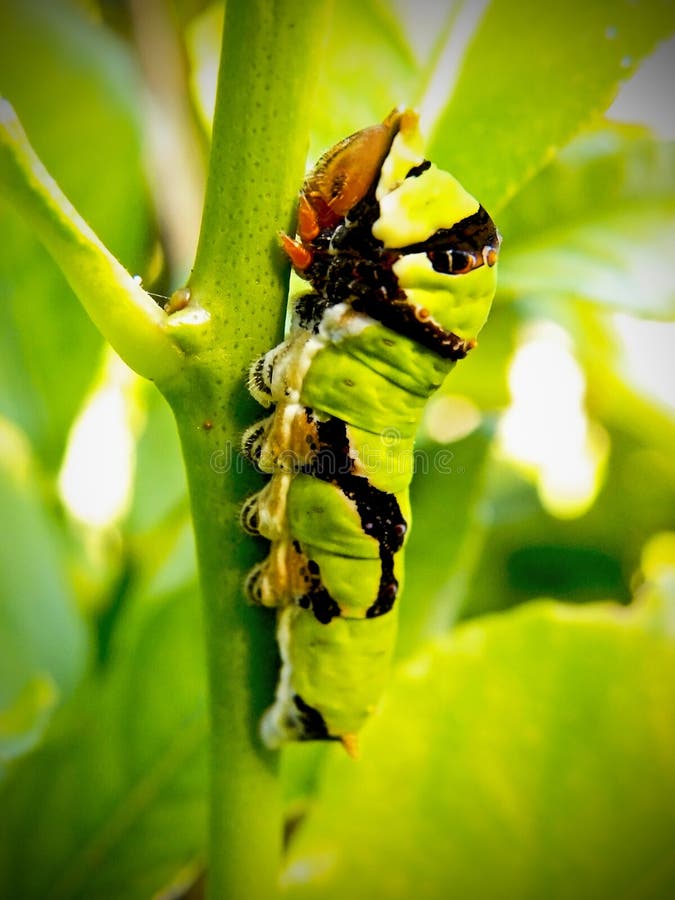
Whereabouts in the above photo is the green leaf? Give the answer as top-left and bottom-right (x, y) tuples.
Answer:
(428, 0), (675, 212)
(0, 583), (207, 900)
(284, 588), (675, 900)
(0, 419), (87, 714)
(498, 130), (675, 318)
(0, 0), (152, 467)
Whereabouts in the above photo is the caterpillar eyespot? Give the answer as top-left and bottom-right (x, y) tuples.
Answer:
(242, 108), (500, 753)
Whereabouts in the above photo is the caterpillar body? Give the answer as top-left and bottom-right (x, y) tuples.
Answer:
(242, 109), (499, 754)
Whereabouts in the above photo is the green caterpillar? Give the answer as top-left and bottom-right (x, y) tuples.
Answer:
(242, 109), (499, 755)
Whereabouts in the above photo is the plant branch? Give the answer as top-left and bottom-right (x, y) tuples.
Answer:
(161, 1), (333, 898)
(0, 98), (183, 383)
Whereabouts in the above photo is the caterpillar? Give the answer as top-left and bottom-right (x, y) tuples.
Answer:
(241, 108), (499, 755)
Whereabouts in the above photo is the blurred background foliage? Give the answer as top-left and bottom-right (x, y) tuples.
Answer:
(0, 0), (674, 897)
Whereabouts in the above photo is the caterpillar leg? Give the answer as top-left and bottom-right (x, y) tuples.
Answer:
(242, 406), (322, 474)
(244, 540), (313, 608)
(241, 414), (274, 471)
(248, 330), (322, 408)
(247, 341), (299, 407)
(240, 491), (263, 536)
(244, 555), (278, 607)
(240, 472), (293, 541)
(247, 344), (285, 406)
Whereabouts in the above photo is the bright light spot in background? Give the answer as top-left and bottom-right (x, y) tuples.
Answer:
(498, 323), (609, 519)
(613, 313), (675, 413)
(424, 394), (482, 443)
(280, 852), (337, 890)
(58, 351), (143, 528)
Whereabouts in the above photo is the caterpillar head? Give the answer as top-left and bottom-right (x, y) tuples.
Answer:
(280, 108), (407, 269)
(283, 109), (500, 349)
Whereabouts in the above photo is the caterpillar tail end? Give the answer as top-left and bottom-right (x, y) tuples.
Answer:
(259, 701), (360, 757)
(340, 733), (360, 759)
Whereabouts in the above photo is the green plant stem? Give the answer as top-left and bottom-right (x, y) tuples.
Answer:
(0, 98), (183, 383)
(162, 2), (332, 898)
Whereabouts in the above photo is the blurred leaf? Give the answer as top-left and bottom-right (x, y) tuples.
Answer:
(186, 0), (423, 158)
(437, 301), (520, 411)
(171, 0), (214, 28)
(0, 420), (87, 714)
(572, 301), (675, 456)
(0, 0), (150, 263)
(498, 130), (675, 318)
(122, 384), (196, 632)
(638, 566), (675, 636)
(0, 676), (57, 774)
(429, 0), (675, 212)
(127, 386), (188, 535)
(284, 590), (675, 900)
(507, 542), (625, 598)
(454, 296), (675, 622)
(424, 355), (669, 594)
(139, 517), (198, 601)
(461, 416), (675, 621)
(183, 3), (223, 134)
(308, 0), (420, 158)
(0, 581), (207, 900)
(397, 426), (494, 657)
(0, 0), (152, 468)
(281, 742), (331, 835)
(500, 127), (674, 243)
